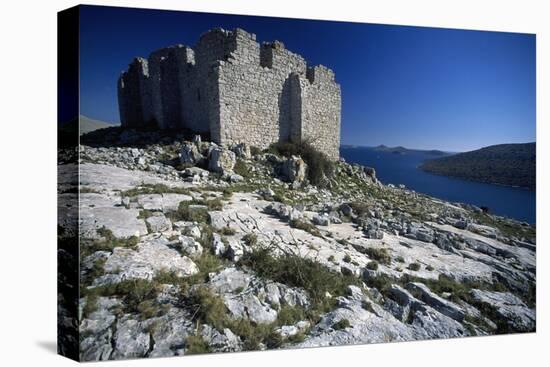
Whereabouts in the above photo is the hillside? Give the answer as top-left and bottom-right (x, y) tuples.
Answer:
(59, 115), (115, 137)
(420, 143), (536, 190)
(78, 115), (116, 135)
(372, 145), (448, 156)
(58, 129), (535, 360)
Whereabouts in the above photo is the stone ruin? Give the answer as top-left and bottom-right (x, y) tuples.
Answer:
(118, 28), (341, 159)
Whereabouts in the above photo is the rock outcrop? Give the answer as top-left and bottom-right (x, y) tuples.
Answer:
(60, 133), (536, 361)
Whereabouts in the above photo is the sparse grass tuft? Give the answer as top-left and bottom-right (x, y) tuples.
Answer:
(238, 246), (360, 312)
(137, 210), (154, 219)
(366, 261), (379, 270)
(170, 200), (210, 223)
(250, 146), (261, 156)
(242, 233), (258, 247)
(289, 219), (323, 237)
(187, 287), (228, 331)
(121, 183), (191, 197)
(80, 187), (100, 194)
(234, 159), (251, 178)
(81, 227), (139, 257)
(206, 198), (223, 211)
(364, 247), (391, 265)
(220, 226), (236, 236)
(332, 319), (351, 330)
(185, 334), (211, 355)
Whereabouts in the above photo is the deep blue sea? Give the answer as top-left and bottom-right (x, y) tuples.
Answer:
(340, 146), (536, 224)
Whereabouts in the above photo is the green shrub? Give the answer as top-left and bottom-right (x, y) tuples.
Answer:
(242, 233), (258, 247)
(116, 279), (160, 314)
(364, 247), (391, 265)
(171, 200), (209, 223)
(137, 210), (154, 219)
(229, 319), (274, 351)
(343, 254), (352, 263)
(122, 183), (190, 197)
(361, 300), (375, 313)
(332, 319), (351, 330)
(187, 287), (228, 331)
(269, 141), (335, 187)
(289, 219), (322, 237)
(250, 146), (261, 156)
(238, 247), (360, 306)
(272, 193), (286, 203)
(206, 198), (223, 211)
(234, 159), (251, 178)
(83, 278), (160, 316)
(396, 256), (405, 263)
(220, 226), (236, 236)
(364, 273), (394, 293)
(136, 300), (159, 320)
(189, 251), (224, 283)
(348, 202), (370, 217)
(366, 261), (379, 270)
(276, 305), (306, 326)
(222, 188), (233, 199)
(185, 334), (211, 355)
(80, 187), (100, 194)
(82, 227), (139, 257)
(408, 263), (421, 271)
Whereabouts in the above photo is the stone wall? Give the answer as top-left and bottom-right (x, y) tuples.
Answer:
(297, 66), (341, 160)
(117, 28), (341, 159)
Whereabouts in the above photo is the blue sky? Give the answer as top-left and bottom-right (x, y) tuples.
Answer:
(79, 5), (535, 152)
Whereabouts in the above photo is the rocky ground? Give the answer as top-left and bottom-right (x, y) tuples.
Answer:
(58, 128), (536, 361)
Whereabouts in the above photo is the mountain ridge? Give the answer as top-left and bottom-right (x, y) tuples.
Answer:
(419, 142), (536, 190)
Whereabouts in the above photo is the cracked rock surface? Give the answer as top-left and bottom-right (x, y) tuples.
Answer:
(58, 134), (536, 361)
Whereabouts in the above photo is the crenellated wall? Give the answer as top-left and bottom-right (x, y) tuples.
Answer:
(117, 28), (341, 159)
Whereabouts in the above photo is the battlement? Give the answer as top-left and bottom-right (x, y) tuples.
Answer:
(118, 28), (341, 159)
(306, 65), (335, 84)
(260, 41), (307, 73)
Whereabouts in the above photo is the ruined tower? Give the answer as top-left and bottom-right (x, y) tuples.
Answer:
(117, 28), (341, 159)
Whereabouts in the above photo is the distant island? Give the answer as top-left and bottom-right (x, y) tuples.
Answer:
(419, 143), (536, 190)
(340, 144), (449, 156)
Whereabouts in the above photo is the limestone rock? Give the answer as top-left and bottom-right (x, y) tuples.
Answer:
(265, 202), (303, 222)
(79, 297), (121, 361)
(207, 267), (309, 324)
(179, 142), (204, 165)
(406, 282), (465, 322)
(80, 206), (148, 240)
(111, 316), (150, 359)
(313, 213), (330, 226)
(94, 236), (199, 285)
(208, 147), (236, 174)
(147, 307), (194, 357)
(231, 143), (251, 159)
(200, 325), (242, 353)
(470, 289), (535, 331)
(281, 155), (307, 183)
(145, 214), (172, 233)
(225, 238), (245, 261)
(174, 235), (203, 258)
(211, 233), (227, 256)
